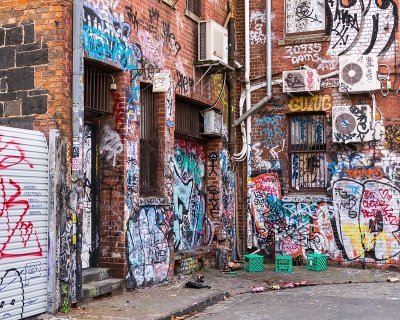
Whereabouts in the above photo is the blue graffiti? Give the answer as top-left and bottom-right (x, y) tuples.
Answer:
(83, 26), (138, 71)
(256, 115), (285, 148)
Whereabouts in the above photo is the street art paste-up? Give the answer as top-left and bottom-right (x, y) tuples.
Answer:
(173, 139), (206, 251)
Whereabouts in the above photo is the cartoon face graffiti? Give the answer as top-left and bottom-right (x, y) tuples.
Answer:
(0, 269), (24, 319)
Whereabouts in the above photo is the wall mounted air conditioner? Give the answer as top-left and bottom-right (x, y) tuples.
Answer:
(202, 110), (222, 136)
(339, 55), (379, 93)
(282, 69), (320, 93)
(332, 105), (373, 143)
(198, 20), (228, 64)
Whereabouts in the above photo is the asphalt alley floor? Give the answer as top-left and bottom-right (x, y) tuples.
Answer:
(36, 264), (400, 320)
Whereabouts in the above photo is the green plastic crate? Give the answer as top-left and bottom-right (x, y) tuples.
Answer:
(244, 254), (264, 272)
(275, 255), (293, 273)
(306, 253), (327, 271)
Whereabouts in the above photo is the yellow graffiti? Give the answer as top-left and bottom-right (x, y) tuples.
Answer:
(213, 74), (229, 118)
(289, 95), (332, 112)
(343, 224), (364, 258)
(343, 223), (399, 260)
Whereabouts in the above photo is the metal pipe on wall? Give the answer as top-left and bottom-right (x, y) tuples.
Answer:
(72, 0), (84, 303)
(234, 0), (272, 127)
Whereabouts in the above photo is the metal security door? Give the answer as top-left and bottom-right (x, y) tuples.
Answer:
(0, 126), (49, 319)
(82, 125), (92, 269)
(173, 139), (206, 251)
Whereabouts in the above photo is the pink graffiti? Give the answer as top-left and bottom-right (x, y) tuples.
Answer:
(251, 173), (281, 198)
(0, 136), (33, 169)
(0, 136), (41, 259)
(0, 178), (42, 258)
(361, 188), (398, 226)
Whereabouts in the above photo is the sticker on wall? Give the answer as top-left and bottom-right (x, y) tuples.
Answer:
(153, 72), (170, 92)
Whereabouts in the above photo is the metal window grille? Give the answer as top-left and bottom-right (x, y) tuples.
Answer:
(175, 99), (203, 139)
(187, 0), (201, 16)
(140, 84), (159, 196)
(289, 114), (327, 191)
(84, 63), (112, 113)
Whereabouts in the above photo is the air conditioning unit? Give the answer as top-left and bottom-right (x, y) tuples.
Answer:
(198, 20), (228, 64)
(332, 105), (373, 143)
(339, 55), (379, 93)
(282, 69), (320, 93)
(202, 110), (222, 136)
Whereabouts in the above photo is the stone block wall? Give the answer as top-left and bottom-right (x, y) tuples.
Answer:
(0, 22), (48, 129)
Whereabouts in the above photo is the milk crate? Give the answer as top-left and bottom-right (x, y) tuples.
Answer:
(244, 254), (264, 272)
(306, 253), (327, 271)
(275, 255), (293, 273)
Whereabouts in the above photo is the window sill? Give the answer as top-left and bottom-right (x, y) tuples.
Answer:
(282, 194), (329, 203)
(139, 197), (171, 206)
(185, 9), (201, 22)
(278, 35), (330, 46)
(161, 0), (177, 9)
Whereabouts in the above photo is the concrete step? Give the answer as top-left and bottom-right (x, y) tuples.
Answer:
(82, 268), (111, 284)
(82, 278), (124, 301)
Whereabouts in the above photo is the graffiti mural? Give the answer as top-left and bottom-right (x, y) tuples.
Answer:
(126, 206), (172, 287)
(249, 171), (337, 257)
(327, 0), (398, 56)
(174, 139), (206, 251)
(333, 179), (400, 261)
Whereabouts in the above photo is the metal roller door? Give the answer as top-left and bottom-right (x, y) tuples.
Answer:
(0, 126), (49, 319)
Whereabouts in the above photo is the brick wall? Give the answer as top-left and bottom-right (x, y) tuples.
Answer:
(82, 0), (235, 288)
(237, 0), (400, 267)
(0, 1), (72, 136)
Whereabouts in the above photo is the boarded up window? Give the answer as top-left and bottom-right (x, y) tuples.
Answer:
(285, 0), (325, 35)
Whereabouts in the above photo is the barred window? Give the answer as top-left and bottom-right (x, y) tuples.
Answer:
(140, 84), (159, 196)
(289, 114), (327, 191)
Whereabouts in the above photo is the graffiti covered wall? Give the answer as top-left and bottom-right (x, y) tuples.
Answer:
(243, 0), (400, 268)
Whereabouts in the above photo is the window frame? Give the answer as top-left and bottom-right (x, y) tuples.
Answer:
(139, 83), (160, 197)
(186, 0), (201, 18)
(288, 112), (327, 193)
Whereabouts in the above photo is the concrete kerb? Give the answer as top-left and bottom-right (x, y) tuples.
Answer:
(157, 292), (228, 320)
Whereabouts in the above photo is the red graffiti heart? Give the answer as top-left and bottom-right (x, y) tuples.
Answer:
(379, 189), (392, 201)
(19, 221), (33, 247)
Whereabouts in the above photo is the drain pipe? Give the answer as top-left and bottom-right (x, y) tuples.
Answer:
(72, 0), (84, 302)
(244, 0), (253, 250)
(234, 0), (272, 127)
